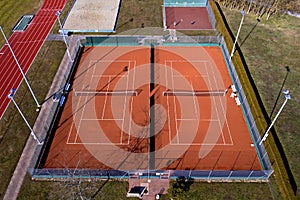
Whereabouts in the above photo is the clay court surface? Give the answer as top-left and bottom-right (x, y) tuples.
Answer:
(43, 45), (261, 171)
(165, 7), (213, 30)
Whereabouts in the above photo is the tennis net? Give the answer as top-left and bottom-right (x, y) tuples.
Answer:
(162, 90), (226, 96)
(74, 90), (139, 96)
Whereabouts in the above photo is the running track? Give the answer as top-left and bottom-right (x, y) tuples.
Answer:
(0, 0), (67, 119)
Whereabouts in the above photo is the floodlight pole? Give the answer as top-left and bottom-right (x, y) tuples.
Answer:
(8, 89), (43, 145)
(0, 26), (41, 110)
(247, 0), (253, 13)
(55, 11), (73, 62)
(230, 10), (245, 58)
(259, 90), (291, 146)
(162, 4), (167, 31)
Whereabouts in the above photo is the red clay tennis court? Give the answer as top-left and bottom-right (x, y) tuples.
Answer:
(165, 7), (213, 30)
(42, 44), (261, 172)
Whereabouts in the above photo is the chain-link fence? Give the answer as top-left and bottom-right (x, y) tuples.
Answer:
(30, 35), (272, 181)
(32, 168), (272, 181)
(28, 36), (83, 174)
(164, 0), (207, 7)
(84, 35), (220, 46)
(207, 0), (216, 28)
(219, 36), (273, 176)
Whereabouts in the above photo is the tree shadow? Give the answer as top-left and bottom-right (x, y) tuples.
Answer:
(175, 176), (194, 191)
(168, 176), (194, 199)
(90, 173), (110, 199)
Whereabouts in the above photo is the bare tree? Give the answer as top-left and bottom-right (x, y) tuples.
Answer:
(266, 0), (280, 19)
(48, 152), (109, 200)
(217, 0), (298, 19)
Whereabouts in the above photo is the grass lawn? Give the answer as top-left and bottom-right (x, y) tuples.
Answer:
(221, 7), (300, 198)
(18, 174), (129, 200)
(0, 0), (42, 47)
(160, 181), (276, 200)
(116, 0), (163, 32)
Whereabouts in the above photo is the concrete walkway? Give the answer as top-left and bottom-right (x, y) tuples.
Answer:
(128, 178), (169, 200)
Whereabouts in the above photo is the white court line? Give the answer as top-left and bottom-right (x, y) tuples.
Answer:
(176, 119), (219, 121)
(66, 142), (233, 146)
(90, 59), (133, 63)
(165, 59), (210, 78)
(208, 62), (233, 145)
(203, 62), (225, 144)
(175, 119), (198, 121)
(164, 59), (210, 62)
(74, 63), (97, 143)
(90, 59), (132, 69)
(66, 85), (85, 144)
(90, 60), (131, 76)
(120, 60), (133, 144)
(170, 143), (234, 146)
(92, 75), (128, 78)
(71, 60), (136, 145)
(170, 61), (180, 144)
(168, 60), (206, 144)
(171, 75), (205, 77)
(127, 60), (136, 144)
(166, 59), (230, 146)
(189, 76), (199, 119)
(101, 75), (111, 119)
(67, 142), (130, 145)
(172, 74), (209, 78)
(164, 60), (190, 144)
(164, 61), (172, 143)
(81, 118), (124, 121)
(66, 60), (98, 144)
(170, 118), (224, 145)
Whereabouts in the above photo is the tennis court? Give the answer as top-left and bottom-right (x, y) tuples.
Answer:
(165, 7), (213, 30)
(42, 43), (261, 173)
(163, 0), (213, 30)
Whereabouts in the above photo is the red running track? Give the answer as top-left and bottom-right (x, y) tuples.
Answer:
(0, 0), (67, 119)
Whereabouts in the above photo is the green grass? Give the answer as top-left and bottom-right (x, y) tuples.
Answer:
(116, 0), (163, 33)
(161, 181), (278, 200)
(0, 0), (42, 47)
(18, 174), (130, 200)
(221, 7), (300, 198)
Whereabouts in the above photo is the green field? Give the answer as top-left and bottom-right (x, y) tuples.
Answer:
(18, 174), (129, 200)
(161, 181), (275, 200)
(0, 0), (42, 46)
(0, 0), (299, 199)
